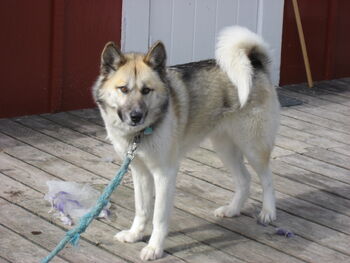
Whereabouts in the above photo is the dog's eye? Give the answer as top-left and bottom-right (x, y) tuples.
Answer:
(141, 87), (152, 95)
(118, 86), (129, 94)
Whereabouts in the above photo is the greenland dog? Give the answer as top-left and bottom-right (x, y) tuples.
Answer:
(93, 26), (280, 260)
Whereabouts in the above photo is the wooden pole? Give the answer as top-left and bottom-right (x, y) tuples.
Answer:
(292, 0), (313, 88)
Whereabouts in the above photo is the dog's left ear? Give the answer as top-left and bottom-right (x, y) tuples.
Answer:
(144, 41), (166, 70)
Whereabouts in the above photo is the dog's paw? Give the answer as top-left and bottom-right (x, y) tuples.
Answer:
(140, 245), (163, 261)
(114, 230), (143, 243)
(214, 205), (240, 218)
(258, 208), (276, 225)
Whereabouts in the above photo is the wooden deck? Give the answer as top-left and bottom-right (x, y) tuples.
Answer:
(1, 79), (350, 263)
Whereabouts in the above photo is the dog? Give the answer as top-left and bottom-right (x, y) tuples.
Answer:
(93, 26), (280, 261)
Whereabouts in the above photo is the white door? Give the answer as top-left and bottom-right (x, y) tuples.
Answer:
(122, 0), (284, 85)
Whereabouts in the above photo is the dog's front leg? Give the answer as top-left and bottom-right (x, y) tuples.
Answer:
(115, 162), (154, 243)
(140, 165), (178, 261)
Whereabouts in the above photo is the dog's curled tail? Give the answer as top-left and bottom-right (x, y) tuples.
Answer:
(215, 26), (270, 108)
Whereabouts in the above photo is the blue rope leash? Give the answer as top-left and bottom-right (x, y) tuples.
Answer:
(40, 129), (148, 263)
(41, 157), (131, 263)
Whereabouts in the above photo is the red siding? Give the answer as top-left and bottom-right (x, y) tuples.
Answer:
(0, 0), (122, 118)
(0, 1), (52, 118)
(61, 1), (122, 111)
(280, 0), (350, 85)
(334, 0), (350, 78)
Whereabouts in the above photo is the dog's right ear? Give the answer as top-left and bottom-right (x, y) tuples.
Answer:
(101, 42), (125, 76)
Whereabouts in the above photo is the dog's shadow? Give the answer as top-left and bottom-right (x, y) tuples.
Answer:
(161, 185), (350, 259)
(165, 223), (246, 254)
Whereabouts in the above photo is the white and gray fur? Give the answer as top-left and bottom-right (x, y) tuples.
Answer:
(93, 26), (280, 261)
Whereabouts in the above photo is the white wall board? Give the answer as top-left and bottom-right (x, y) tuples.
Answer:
(122, 0), (285, 85)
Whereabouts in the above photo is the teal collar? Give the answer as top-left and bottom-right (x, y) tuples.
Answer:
(143, 126), (153, 135)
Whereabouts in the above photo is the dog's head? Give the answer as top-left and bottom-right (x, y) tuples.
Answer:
(94, 41), (169, 131)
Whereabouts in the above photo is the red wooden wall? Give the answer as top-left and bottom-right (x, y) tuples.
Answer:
(280, 0), (350, 85)
(0, 0), (122, 118)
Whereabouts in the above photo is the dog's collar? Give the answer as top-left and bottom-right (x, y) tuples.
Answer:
(133, 126), (153, 144)
(143, 127), (153, 135)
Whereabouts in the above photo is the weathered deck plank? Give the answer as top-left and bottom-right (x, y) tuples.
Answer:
(0, 224), (68, 263)
(0, 199), (127, 263)
(270, 160), (350, 200)
(279, 89), (350, 116)
(302, 147), (350, 170)
(280, 115), (350, 144)
(279, 154), (350, 185)
(0, 256), (11, 263)
(281, 108), (350, 135)
(282, 81), (350, 105)
(278, 125), (346, 149)
(328, 146), (350, 157)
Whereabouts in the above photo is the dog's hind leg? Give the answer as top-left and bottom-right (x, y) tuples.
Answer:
(114, 161), (154, 243)
(241, 142), (276, 224)
(211, 134), (252, 218)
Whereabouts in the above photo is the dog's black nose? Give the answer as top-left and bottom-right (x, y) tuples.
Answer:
(130, 111), (143, 124)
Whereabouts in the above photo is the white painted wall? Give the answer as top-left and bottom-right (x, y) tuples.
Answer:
(122, 0), (284, 85)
